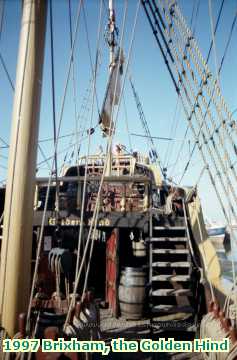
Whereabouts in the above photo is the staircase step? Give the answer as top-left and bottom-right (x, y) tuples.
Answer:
(152, 274), (190, 281)
(151, 304), (194, 314)
(152, 249), (189, 254)
(153, 226), (186, 230)
(150, 237), (187, 242)
(152, 261), (190, 268)
(152, 288), (192, 296)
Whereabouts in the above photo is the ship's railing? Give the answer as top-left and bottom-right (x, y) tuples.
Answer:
(77, 154), (149, 177)
(35, 175), (151, 214)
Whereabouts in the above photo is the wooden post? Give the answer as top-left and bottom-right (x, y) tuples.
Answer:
(105, 229), (119, 317)
(0, 0), (47, 336)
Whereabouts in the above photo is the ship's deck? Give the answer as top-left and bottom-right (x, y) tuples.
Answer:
(97, 308), (204, 360)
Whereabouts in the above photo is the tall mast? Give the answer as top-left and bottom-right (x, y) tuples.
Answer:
(108, 0), (116, 72)
(0, 0), (47, 336)
(106, 0), (117, 175)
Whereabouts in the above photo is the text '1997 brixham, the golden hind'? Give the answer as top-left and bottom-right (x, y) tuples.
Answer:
(2, 337), (230, 354)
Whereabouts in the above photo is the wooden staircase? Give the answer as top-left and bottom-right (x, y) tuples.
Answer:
(148, 218), (197, 333)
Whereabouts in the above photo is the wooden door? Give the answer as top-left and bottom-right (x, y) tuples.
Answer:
(106, 229), (119, 317)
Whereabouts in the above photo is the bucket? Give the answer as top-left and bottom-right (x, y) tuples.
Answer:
(118, 267), (146, 319)
(132, 240), (146, 258)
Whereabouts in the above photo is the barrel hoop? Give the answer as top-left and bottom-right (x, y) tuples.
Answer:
(121, 275), (146, 278)
(119, 299), (144, 305)
(122, 267), (144, 272)
(119, 283), (146, 288)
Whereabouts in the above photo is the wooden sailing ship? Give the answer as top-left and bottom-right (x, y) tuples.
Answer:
(0, 0), (237, 359)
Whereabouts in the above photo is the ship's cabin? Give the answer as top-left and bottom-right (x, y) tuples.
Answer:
(35, 152), (159, 216)
(32, 151), (187, 223)
(0, 152), (186, 230)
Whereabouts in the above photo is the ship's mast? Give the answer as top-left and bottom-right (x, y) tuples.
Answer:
(0, 0), (47, 336)
(106, 0), (117, 175)
(108, 0), (116, 72)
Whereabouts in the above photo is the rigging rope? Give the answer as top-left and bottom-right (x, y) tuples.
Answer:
(49, 0), (59, 212)
(129, 75), (164, 172)
(74, 0), (103, 284)
(122, 95), (133, 152)
(82, 3), (103, 124)
(209, 1), (237, 320)
(75, 0), (129, 306)
(170, 0), (237, 169)
(0, 136), (8, 147)
(64, 0), (140, 329)
(0, 52), (14, 91)
(59, 77), (95, 174)
(169, 112), (191, 179)
(0, 3), (87, 177)
(191, 0), (200, 37)
(0, 1), (14, 92)
(142, 1), (179, 93)
(172, 0), (226, 182)
(166, 0), (237, 218)
(189, 0), (196, 30)
(0, 0), (4, 41)
(206, 0), (225, 65)
(38, 144), (51, 172)
(164, 96), (180, 170)
(142, 0), (235, 228)
(208, 0), (221, 88)
(68, 0), (78, 122)
(38, 129), (85, 144)
(165, 0), (200, 171)
(37, 133), (90, 169)
(160, 0), (237, 220)
(178, 0), (237, 183)
(209, 0), (234, 288)
(65, 0), (129, 325)
(219, 7), (237, 73)
(61, 0), (104, 173)
(81, 0), (140, 305)
(195, 165), (207, 188)
(143, 3), (237, 318)
(68, 0), (80, 167)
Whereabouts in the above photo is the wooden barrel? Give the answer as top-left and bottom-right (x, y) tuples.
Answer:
(118, 267), (146, 319)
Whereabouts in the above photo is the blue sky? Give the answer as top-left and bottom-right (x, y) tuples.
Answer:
(0, 0), (237, 223)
